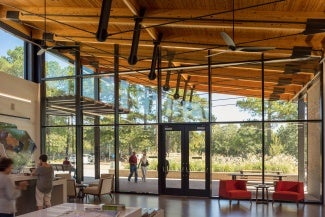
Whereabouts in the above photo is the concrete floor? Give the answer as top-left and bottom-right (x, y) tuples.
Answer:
(75, 193), (324, 217)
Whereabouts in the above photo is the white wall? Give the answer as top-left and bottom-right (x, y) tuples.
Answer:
(0, 72), (40, 160)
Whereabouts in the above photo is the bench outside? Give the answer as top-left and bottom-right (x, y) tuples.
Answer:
(52, 164), (75, 174)
(231, 170), (286, 185)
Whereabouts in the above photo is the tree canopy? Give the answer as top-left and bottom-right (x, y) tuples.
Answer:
(0, 46), (24, 78)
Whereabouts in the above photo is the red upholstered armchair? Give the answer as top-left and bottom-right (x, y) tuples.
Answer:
(219, 180), (252, 205)
(272, 181), (304, 207)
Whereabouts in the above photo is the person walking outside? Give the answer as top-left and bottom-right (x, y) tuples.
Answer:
(32, 154), (53, 210)
(138, 152), (149, 182)
(127, 151), (138, 183)
(0, 157), (28, 217)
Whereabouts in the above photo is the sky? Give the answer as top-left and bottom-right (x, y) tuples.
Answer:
(0, 29), (24, 56)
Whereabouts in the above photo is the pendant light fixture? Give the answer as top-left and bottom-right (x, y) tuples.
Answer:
(128, 8), (145, 65)
(96, 0), (113, 42)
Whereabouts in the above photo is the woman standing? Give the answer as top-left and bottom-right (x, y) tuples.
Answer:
(0, 158), (28, 217)
(138, 152), (149, 182)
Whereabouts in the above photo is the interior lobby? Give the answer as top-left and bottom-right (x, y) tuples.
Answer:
(0, 0), (324, 216)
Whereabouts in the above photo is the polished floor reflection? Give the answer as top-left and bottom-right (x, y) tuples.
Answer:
(78, 193), (324, 217)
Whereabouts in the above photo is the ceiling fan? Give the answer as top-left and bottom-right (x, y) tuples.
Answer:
(37, 0), (52, 56)
(206, 31), (276, 57)
(206, 0), (275, 58)
(37, 33), (55, 55)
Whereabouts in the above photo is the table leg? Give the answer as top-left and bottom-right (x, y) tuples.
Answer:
(77, 187), (84, 199)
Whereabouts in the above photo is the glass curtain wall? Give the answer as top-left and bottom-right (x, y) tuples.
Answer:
(44, 52), (119, 184)
(82, 125), (115, 181)
(118, 79), (159, 193)
(41, 48), (322, 202)
(161, 70), (209, 123)
(44, 53), (76, 168)
(209, 62), (323, 203)
(2, 25), (320, 200)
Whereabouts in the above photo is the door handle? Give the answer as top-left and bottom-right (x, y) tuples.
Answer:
(185, 165), (189, 174)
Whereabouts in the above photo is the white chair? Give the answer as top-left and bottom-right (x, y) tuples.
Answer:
(100, 174), (115, 192)
(89, 173), (115, 192)
(83, 178), (113, 201)
(66, 179), (77, 200)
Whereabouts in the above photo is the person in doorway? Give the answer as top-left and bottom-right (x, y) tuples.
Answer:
(0, 157), (28, 217)
(138, 152), (149, 182)
(32, 154), (53, 210)
(127, 151), (138, 183)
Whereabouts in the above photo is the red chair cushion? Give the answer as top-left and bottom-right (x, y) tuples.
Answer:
(273, 191), (303, 202)
(273, 181), (304, 203)
(219, 180), (251, 200)
(228, 190), (251, 199)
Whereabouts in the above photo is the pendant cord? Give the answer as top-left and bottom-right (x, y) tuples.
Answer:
(232, 0), (235, 40)
(44, 0), (46, 46)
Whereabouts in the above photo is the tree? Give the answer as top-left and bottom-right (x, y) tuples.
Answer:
(276, 123), (298, 157)
(211, 123), (261, 157)
(0, 46), (24, 78)
(236, 98), (298, 155)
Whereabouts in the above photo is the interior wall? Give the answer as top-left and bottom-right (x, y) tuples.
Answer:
(0, 72), (40, 161)
(323, 63), (325, 205)
(307, 78), (321, 200)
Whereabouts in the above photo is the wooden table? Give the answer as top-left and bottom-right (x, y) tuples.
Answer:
(75, 183), (88, 199)
(255, 184), (270, 204)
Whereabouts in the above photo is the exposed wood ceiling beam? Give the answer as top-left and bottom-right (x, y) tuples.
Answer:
(122, 0), (158, 40)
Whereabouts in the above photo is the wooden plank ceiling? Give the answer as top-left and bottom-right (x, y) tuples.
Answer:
(0, 0), (324, 101)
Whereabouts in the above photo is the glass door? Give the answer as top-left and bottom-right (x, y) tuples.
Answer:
(159, 124), (210, 196)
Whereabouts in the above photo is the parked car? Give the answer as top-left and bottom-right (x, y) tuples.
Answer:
(70, 154), (76, 164)
(69, 154), (93, 164)
(83, 154), (93, 164)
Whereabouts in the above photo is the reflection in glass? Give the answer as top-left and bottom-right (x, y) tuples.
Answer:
(189, 130), (205, 190)
(119, 125), (158, 193)
(165, 130), (181, 189)
(119, 81), (158, 124)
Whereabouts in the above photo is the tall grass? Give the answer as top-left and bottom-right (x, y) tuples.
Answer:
(211, 154), (297, 173)
(123, 154), (298, 174)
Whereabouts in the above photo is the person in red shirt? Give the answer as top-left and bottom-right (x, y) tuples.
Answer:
(63, 157), (71, 165)
(127, 151), (138, 183)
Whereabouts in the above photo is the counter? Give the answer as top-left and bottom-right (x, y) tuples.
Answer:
(10, 174), (67, 215)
